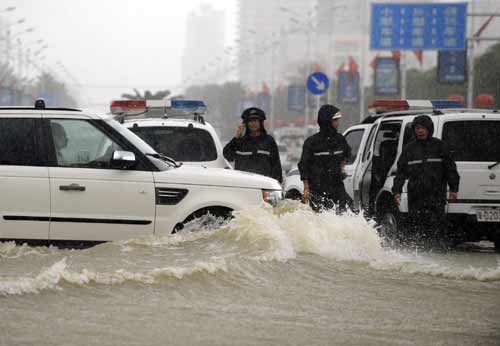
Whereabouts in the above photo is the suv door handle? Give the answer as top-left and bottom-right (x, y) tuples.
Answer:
(59, 183), (86, 192)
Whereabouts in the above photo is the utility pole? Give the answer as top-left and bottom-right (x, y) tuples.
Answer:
(467, 0), (477, 108)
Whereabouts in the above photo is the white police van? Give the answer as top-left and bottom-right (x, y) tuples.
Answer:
(357, 100), (500, 250)
(0, 99), (283, 246)
(111, 99), (230, 169)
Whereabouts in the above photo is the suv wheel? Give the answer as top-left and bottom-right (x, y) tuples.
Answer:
(378, 205), (402, 244)
(494, 234), (500, 253)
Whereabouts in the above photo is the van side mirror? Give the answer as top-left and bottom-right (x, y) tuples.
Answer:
(111, 150), (136, 169)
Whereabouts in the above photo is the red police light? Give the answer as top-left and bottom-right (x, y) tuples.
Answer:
(368, 100), (409, 114)
(110, 100), (146, 115)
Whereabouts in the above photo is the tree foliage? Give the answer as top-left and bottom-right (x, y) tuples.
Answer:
(121, 89), (171, 100)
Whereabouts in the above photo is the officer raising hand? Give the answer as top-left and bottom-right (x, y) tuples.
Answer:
(223, 107), (282, 183)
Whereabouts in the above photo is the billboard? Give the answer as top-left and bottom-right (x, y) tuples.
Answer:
(337, 72), (360, 104)
(371, 3), (467, 50)
(437, 50), (466, 83)
(374, 57), (400, 96)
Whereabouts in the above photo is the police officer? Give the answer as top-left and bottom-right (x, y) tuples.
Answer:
(392, 114), (460, 245)
(223, 107), (283, 183)
(298, 104), (353, 212)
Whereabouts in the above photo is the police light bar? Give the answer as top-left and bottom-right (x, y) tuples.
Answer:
(368, 99), (462, 115)
(368, 100), (410, 114)
(166, 99), (207, 116)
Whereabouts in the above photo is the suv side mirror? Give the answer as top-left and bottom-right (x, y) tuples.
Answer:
(111, 150), (136, 169)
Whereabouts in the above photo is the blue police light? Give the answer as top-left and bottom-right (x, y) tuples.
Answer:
(171, 100), (206, 111)
(430, 100), (464, 109)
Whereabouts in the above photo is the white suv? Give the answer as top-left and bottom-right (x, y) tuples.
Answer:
(112, 99), (230, 169)
(0, 100), (283, 246)
(356, 104), (500, 250)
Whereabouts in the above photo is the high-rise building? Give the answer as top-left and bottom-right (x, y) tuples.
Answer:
(182, 4), (226, 86)
(237, 0), (315, 91)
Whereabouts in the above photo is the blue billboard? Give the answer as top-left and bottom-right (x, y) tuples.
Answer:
(374, 57), (400, 96)
(438, 50), (466, 83)
(337, 72), (360, 104)
(371, 3), (467, 50)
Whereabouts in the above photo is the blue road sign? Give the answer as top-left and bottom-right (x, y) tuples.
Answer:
(288, 85), (305, 111)
(307, 72), (329, 95)
(438, 50), (466, 83)
(371, 3), (467, 50)
(374, 57), (400, 96)
(337, 72), (360, 104)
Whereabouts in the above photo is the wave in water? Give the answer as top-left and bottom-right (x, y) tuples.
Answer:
(1, 201), (499, 296)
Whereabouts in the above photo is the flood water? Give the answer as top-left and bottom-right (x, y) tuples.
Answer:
(1, 201), (499, 346)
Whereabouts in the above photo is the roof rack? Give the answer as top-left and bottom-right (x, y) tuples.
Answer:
(0, 106), (82, 112)
(0, 99), (82, 112)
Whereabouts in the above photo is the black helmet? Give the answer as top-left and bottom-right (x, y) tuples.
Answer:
(412, 115), (434, 136)
(317, 104), (341, 127)
(241, 107), (266, 122)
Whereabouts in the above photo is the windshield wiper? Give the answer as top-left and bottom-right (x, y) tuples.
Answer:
(488, 161), (500, 170)
(146, 153), (182, 168)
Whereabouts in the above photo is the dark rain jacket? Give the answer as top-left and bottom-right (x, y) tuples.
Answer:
(392, 137), (460, 209)
(298, 127), (351, 193)
(223, 132), (283, 183)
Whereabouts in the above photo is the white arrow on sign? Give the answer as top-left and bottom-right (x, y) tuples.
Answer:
(311, 76), (326, 91)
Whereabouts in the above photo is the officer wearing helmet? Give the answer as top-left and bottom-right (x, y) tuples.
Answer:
(298, 104), (353, 212)
(392, 114), (460, 245)
(223, 107), (282, 183)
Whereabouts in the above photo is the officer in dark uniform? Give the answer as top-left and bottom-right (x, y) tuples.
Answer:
(298, 104), (353, 212)
(223, 107), (282, 183)
(392, 114), (460, 245)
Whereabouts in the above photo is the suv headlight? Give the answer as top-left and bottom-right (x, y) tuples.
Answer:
(262, 189), (284, 207)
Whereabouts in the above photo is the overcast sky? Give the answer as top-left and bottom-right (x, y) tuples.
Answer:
(4, 0), (236, 112)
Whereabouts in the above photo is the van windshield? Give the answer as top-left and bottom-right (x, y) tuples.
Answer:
(442, 120), (500, 162)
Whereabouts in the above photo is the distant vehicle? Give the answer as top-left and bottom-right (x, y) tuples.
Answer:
(0, 99), (283, 245)
(111, 99), (231, 169)
(277, 143), (292, 172)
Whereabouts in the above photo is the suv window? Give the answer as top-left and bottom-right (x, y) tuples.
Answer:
(344, 129), (364, 164)
(0, 118), (41, 166)
(442, 120), (500, 162)
(130, 126), (217, 162)
(50, 119), (123, 168)
(402, 122), (415, 147)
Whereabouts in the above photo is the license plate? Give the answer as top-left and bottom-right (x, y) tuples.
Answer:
(476, 208), (500, 222)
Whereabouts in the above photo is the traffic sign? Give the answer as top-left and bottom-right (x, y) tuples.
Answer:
(307, 72), (329, 95)
(438, 50), (466, 83)
(337, 72), (360, 104)
(288, 85), (305, 111)
(374, 57), (400, 96)
(370, 3), (467, 51)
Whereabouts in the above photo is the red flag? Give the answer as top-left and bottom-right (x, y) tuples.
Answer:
(348, 56), (359, 81)
(262, 82), (270, 94)
(312, 63), (322, 72)
(336, 63), (345, 76)
(369, 54), (380, 70)
(475, 15), (495, 46)
(348, 56), (359, 74)
(413, 50), (423, 66)
(391, 50), (401, 63)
